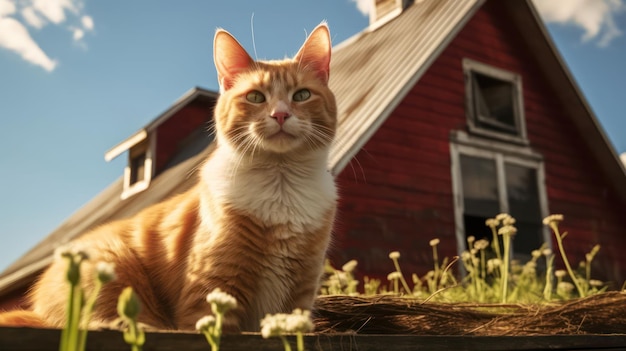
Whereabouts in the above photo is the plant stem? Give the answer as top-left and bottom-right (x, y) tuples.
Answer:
(501, 233), (511, 303)
(391, 258), (412, 295)
(543, 254), (554, 301)
(490, 227), (502, 261)
(68, 284), (83, 351)
(551, 225), (585, 297)
(77, 280), (102, 351)
(60, 281), (77, 351)
(296, 332), (305, 351)
(128, 321), (142, 351)
(280, 336), (292, 351)
(214, 311), (223, 351)
(203, 333), (218, 351)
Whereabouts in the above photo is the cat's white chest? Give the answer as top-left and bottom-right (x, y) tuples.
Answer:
(206, 147), (337, 233)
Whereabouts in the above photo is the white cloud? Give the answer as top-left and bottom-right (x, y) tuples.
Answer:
(0, 17), (57, 71)
(31, 0), (76, 25)
(81, 15), (93, 30)
(72, 27), (84, 41)
(533, 0), (624, 47)
(0, 0), (94, 72)
(0, 0), (15, 17)
(350, 0), (372, 16)
(21, 6), (45, 28)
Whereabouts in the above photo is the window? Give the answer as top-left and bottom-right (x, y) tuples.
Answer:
(122, 138), (154, 200)
(464, 59), (527, 144)
(450, 134), (549, 260)
(129, 152), (146, 185)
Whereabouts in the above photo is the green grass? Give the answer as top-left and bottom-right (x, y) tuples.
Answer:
(321, 213), (610, 304)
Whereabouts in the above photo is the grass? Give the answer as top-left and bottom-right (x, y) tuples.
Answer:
(320, 213), (610, 304)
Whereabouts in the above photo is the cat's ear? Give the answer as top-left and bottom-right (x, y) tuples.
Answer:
(294, 23), (332, 85)
(214, 29), (255, 91)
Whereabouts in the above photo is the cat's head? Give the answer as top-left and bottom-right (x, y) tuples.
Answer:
(212, 23), (336, 156)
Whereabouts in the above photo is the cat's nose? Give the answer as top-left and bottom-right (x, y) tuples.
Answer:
(271, 111), (291, 126)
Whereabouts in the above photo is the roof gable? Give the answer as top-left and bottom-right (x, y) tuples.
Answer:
(328, 0), (483, 174)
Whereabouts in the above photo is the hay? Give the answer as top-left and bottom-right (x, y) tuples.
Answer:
(313, 291), (626, 335)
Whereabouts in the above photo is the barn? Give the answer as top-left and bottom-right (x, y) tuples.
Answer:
(1, 0), (625, 311)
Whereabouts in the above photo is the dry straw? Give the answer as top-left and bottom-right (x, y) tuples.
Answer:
(313, 292), (626, 335)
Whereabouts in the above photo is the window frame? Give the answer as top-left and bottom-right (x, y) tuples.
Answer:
(449, 130), (550, 258)
(121, 135), (156, 200)
(463, 58), (528, 145)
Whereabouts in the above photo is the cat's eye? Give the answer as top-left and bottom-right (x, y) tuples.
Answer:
(293, 89), (311, 102)
(246, 90), (266, 103)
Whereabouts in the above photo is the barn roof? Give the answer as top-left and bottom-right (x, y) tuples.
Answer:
(327, 0), (482, 174)
(1, 0), (625, 297)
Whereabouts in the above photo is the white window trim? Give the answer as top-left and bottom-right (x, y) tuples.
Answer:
(463, 58), (528, 145)
(368, 0), (403, 32)
(450, 130), (550, 258)
(121, 133), (156, 200)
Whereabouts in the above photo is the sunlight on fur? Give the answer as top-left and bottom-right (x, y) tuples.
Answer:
(0, 22), (337, 333)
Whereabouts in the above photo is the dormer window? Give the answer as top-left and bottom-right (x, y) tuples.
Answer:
(368, 0), (410, 31)
(122, 137), (153, 199)
(104, 130), (155, 200)
(103, 88), (217, 200)
(464, 59), (527, 144)
(128, 141), (148, 186)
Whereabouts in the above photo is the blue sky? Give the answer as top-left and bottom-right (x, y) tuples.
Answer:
(0, 0), (625, 272)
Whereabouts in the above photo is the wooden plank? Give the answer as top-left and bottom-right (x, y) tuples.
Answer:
(0, 327), (625, 351)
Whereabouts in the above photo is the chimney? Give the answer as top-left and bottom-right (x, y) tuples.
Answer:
(369, 0), (413, 28)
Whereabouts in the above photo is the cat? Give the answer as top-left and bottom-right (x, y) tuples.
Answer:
(0, 22), (337, 332)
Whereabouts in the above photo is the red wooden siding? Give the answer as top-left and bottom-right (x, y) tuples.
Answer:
(332, 1), (626, 284)
(154, 99), (214, 175)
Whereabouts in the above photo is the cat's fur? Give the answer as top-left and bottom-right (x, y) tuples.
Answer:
(0, 23), (337, 332)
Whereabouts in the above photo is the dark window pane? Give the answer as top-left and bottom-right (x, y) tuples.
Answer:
(461, 155), (499, 241)
(472, 72), (518, 135)
(130, 153), (146, 185)
(505, 163), (543, 255)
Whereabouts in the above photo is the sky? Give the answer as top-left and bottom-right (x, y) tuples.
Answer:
(0, 0), (625, 273)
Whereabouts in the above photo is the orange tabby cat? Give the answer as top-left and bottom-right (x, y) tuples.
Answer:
(0, 23), (337, 332)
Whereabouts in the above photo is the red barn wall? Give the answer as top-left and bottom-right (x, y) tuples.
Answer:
(154, 100), (214, 174)
(332, 0), (626, 284)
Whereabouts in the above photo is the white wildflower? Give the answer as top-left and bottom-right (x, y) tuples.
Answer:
(557, 281), (575, 293)
(95, 261), (116, 283)
(495, 213), (511, 221)
(542, 214), (564, 226)
(467, 236), (475, 245)
(498, 225), (517, 236)
(429, 238), (440, 247)
(195, 315), (216, 332)
(341, 260), (358, 273)
(542, 248), (553, 257)
(502, 216), (516, 226)
(285, 309), (313, 333)
(554, 270), (567, 279)
(206, 288), (237, 314)
(531, 250), (541, 259)
(387, 272), (402, 281)
(54, 242), (90, 262)
(485, 218), (499, 227)
(474, 239), (489, 250)
(487, 258), (502, 273)
(261, 313), (288, 338)
(388, 251), (400, 259)
(589, 279), (604, 287)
